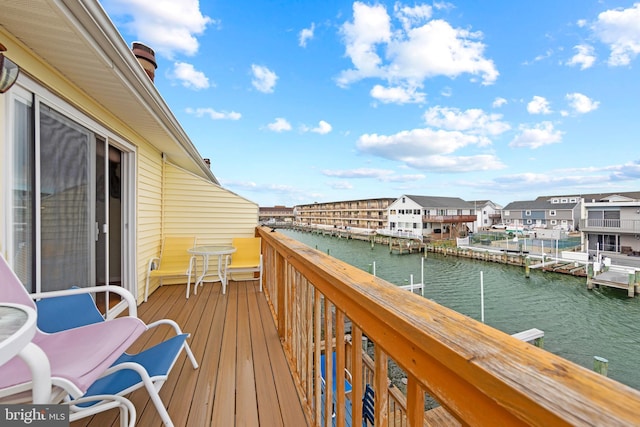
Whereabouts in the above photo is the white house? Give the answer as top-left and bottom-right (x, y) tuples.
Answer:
(387, 195), (476, 239)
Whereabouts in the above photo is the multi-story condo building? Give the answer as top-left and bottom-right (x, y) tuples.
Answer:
(387, 195), (476, 238)
(259, 205), (295, 224)
(579, 192), (640, 254)
(295, 198), (395, 230)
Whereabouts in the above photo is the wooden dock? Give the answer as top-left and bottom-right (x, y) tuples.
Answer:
(590, 269), (639, 297)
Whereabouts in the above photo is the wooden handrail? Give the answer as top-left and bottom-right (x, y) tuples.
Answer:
(257, 227), (640, 426)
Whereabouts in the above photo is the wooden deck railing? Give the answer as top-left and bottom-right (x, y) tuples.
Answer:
(256, 227), (640, 426)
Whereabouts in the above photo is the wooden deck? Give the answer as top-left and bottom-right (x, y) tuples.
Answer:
(72, 280), (307, 427)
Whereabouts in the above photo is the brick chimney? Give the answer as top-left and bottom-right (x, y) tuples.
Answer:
(132, 42), (157, 82)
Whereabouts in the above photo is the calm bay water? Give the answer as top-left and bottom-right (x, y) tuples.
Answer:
(280, 229), (640, 391)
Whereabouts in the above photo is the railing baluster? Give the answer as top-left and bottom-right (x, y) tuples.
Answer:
(351, 326), (363, 426)
(374, 346), (389, 427)
(314, 289), (322, 426)
(276, 250), (285, 339)
(335, 309), (346, 427)
(305, 278), (313, 401)
(406, 374), (424, 427)
(324, 297), (333, 426)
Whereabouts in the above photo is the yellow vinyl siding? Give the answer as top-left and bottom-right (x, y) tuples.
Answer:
(141, 161), (258, 295)
(163, 162), (258, 241)
(136, 144), (163, 301)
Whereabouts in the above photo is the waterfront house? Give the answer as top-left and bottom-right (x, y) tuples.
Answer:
(387, 195), (476, 238)
(3, 2), (640, 426)
(579, 191), (640, 255)
(502, 196), (580, 231)
(466, 199), (503, 231)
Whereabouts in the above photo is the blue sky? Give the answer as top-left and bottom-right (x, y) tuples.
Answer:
(101, 0), (640, 207)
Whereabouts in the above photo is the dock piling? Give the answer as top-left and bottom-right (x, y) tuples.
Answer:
(594, 356), (609, 377)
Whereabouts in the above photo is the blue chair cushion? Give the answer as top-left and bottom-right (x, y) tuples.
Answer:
(77, 334), (188, 407)
(36, 291), (105, 333)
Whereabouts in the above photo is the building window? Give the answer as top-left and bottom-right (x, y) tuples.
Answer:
(525, 210), (531, 216)
(504, 211), (510, 216)
(402, 197), (405, 203)
(550, 220), (557, 225)
(549, 210), (556, 216)
(551, 199), (559, 203)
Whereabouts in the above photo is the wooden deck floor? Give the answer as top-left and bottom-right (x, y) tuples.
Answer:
(72, 280), (308, 427)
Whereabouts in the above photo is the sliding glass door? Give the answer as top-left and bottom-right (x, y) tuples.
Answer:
(9, 86), (131, 294)
(39, 105), (94, 292)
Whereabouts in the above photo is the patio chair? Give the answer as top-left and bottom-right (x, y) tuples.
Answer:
(0, 254), (145, 424)
(362, 384), (375, 426)
(33, 286), (199, 427)
(320, 352), (353, 396)
(0, 254), (199, 427)
(222, 237), (263, 293)
(145, 236), (197, 301)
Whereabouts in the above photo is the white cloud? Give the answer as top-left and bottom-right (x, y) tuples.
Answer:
(370, 85), (426, 104)
(102, 0), (213, 58)
(322, 168), (426, 182)
(390, 19), (498, 85)
(267, 117), (292, 132)
(251, 64), (278, 93)
(394, 3), (433, 31)
(171, 62), (210, 89)
(337, 2), (498, 100)
(300, 120), (333, 134)
(527, 96), (552, 115)
(356, 128), (504, 172)
(492, 97), (507, 108)
(311, 120), (332, 134)
(424, 106), (510, 136)
(384, 173), (426, 182)
(566, 92), (600, 114)
(592, 3), (640, 66)
(338, 2), (391, 83)
(566, 44), (596, 69)
(299, 23), (315, 47)
(322, 168), (395, 179)
(404, 154), (504, 172)
(328, 181), (354, 190)
(509, 121), (563, 149)
(186, 107), (241, 120)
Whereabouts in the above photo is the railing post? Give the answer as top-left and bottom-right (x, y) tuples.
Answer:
(276, 251), (286, 339)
